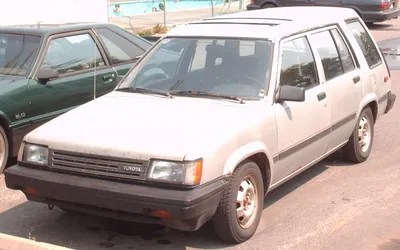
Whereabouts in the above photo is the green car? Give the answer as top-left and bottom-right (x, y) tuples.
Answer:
(0, 23), (152, 173)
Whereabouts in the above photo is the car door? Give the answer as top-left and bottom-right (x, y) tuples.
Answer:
(307, 27), (362, 151)
(94, 27), (148, 97)
(28, 30), (118, 126)
(345, 19), (391, 118)
(273, 34), (331, 183)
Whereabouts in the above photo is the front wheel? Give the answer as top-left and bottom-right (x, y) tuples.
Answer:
(343, 107), (374, 163)
(0, 126), (9, 174)
(211, 161), (264, 243)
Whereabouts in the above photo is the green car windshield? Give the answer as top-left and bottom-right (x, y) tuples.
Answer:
(0, 33), (41, 76)
(118, 37), (273, 99)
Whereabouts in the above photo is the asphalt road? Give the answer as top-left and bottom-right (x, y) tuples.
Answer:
(1, 19), (400, 250)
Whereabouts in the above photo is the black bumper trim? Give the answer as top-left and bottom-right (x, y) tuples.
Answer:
(5, 165), (229, 229)
(362, 9), (400, 22)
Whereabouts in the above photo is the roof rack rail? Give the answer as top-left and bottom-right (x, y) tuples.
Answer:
(203, 17), (293, 21)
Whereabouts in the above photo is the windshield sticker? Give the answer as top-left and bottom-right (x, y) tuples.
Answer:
(162, 39), (171, 44)
(258, 89), (266, 97)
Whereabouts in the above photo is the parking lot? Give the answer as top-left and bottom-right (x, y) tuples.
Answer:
(1, 19), (400, 250)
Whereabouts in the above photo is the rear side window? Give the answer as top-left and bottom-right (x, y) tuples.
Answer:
(330, 29), (356, 73)
(346, 20), (382, 68)
(309, 30), (343, 81)
(309, 28), (356, 81)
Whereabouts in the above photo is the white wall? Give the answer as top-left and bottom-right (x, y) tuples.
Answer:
(0, 0), (108, 26)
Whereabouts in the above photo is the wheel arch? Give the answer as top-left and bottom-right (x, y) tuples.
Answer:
(260, 1), (278, 8)
(358, 94), (379, 123)
(223, 142), (273, 195)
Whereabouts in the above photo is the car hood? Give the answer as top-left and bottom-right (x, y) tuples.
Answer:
(25, 91), (265, 161)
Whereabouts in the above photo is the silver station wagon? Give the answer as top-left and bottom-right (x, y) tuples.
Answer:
(5, 6), (396, 244)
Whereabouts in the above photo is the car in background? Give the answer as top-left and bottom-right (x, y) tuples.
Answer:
(246, 0), (400, 24)
(0, 23), (152, 173)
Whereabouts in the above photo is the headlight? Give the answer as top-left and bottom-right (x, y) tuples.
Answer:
(148, 159), (203, 185)
(22, 143), (49, 166)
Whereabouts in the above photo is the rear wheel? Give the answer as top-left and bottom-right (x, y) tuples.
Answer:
(211, 161), (264, 243)
(261, 3), (276, 8)
(0, 126), (9, 174)
(343, 107), (374, 163)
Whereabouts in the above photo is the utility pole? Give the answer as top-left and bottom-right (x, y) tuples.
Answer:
(163, 0), (167, 27)
(210, 0), (214, 17)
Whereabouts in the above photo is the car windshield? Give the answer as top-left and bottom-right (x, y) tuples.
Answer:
(0, 33), (41, 76)
(118, 37), (273, 99)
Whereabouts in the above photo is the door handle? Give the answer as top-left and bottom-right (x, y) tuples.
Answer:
(353, 75), (360, 84)
(102, 73), (115, 83)
(317, 92), (326, 101)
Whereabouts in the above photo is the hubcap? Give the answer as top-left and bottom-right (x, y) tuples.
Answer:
(236, 175), (258, 229)
(358, 116), (371, 152)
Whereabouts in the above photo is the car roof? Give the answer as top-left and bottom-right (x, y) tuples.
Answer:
(167, 6), (359, 41)
(0, 22), (116, 36)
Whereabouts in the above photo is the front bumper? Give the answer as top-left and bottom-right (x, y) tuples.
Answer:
(362, 8), (400, 22)
(4, 165), (229, 231)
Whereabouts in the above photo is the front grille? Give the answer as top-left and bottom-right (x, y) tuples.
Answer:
(49, 150), (149, 181)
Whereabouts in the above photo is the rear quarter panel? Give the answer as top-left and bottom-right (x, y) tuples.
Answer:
(338, 18), (390, 120)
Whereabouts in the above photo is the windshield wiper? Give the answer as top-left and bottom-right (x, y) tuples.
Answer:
(117, 87), (173, 98)
(171, 90), (244, 104)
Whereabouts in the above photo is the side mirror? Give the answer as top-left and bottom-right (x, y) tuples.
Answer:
(36, 68), (59, 83)
(276, 85), (305, 103)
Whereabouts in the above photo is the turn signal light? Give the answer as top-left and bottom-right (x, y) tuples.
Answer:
(151, 209), (172, 218)
(23, 187), (36, 195)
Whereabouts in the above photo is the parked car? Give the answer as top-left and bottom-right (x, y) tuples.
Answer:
(246, 0), (400, 24)
(4, 7), (395, 243)
(0, 23), (152, 173)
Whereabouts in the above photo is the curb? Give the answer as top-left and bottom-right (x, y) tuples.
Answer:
(0, 233), (73, 250)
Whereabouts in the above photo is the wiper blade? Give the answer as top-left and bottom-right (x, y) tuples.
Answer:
(171, 90), (244, 104)
(117, 87), (173, 98)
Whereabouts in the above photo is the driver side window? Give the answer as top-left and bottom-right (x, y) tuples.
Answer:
(280, 36), (319, 90)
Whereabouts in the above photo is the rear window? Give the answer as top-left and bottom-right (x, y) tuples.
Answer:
(0, 33), (41, 76)
(346, 20), (382, 68)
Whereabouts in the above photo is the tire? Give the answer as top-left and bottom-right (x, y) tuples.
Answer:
(0, 126), (9, 174)
(211, 161), (264, 243)
(261, 3), (276, 8)
(343, 107), (374, 163)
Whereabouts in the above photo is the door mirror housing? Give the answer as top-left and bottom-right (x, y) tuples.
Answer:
(276, 85), (305, 103)
(36, 68), (59, 83)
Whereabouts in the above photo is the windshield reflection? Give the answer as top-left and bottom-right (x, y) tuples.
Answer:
(118, 37), (273, 99)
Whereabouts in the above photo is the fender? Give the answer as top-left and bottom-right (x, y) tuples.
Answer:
(223, 141), (274, 181)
